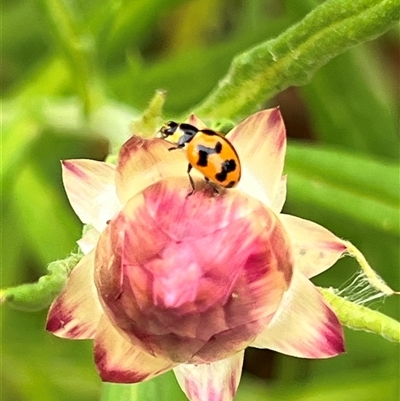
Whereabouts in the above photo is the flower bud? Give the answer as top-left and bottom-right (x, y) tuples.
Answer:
(95, 178), (293, 364)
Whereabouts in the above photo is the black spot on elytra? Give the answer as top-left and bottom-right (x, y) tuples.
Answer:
(224, 159), (236, 172)
(196, 142), (225, 167)
(196, 143), (222, 167)
(197, 150), (209, 167)
(215, 171), (227, 182)
(215, 159), (236, 182)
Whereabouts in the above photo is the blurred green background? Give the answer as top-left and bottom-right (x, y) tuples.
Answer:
(2, 0), (399, 400)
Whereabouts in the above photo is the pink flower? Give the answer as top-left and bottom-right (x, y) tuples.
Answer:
(47, 108), (346, 401)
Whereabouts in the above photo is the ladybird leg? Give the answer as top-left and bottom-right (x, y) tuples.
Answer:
(168, 144), (184, 151)
(186, 164), (195, 197)
(204, 177), (219, 195)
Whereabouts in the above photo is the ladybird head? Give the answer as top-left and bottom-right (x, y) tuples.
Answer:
(159, 121), (179, 138)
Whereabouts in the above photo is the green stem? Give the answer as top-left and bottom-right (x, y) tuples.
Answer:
(320, 287), (400, 343)
(130, 90), (166, 138)
(1, 253), (81, 311)
(193, 0), (400, 120)
(37, 0), (100, 115)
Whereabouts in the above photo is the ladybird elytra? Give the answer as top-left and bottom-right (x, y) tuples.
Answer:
(159, 121), (241, 196)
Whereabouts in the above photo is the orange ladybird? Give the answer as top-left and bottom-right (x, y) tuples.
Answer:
(160, 121), (241, 196)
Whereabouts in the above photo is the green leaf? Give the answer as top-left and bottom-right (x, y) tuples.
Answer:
(110, 15), (290, 115)
(100, 0), (190, 62)
(9, 57), (71, 99)
(301, 45), (399, 159)
(320, 288), (400, 343)
(194, 0), (400, 120)
(36, 0), (103, 114)
(130, 90), (166, 138)
(2, 58), (72, 196)
(285, 143), (400, 237)
(1, 252), (81, 311)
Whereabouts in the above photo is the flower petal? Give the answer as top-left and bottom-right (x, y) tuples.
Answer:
(227, 108), (286, 205)
(251, 270), (344, 358)
(236, 166), (271, 206)
(174, 351), (244, 401)
(94, 314), (175, 383)
(46, 251), (102, 339)
(279, 214), (347, 278)
(271, 175), (287, 213)
(62, 159), (121, 232)
(115, 136), (187, 204)
(187, 114), (207, 129)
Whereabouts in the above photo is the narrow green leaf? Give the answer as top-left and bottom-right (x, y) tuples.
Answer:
(1, 252), (81, 311)
(110, 16), (290, 115)
(2, 58), (72, 190)
(36, 0), (102, 114)
(194, 0), (400, 119)
(10, 57), (71, 99)
(301, 45), (399, 159)
(285, 143), (400, 237)
(101, 0), (189, 62)
(320, 288), (400, 343)
(130, 90), (166, 138)
(2, 1), (55, 84)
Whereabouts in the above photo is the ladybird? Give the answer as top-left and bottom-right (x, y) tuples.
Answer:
(159, 121), (241, 196)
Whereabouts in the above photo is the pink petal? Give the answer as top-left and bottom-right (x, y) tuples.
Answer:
(46, 251), (102, 339)
(279, 214), (347, 278)
(187, 114), (207, 129)
(62, 159), (121, 232)
(94, 314), (175, 383)
(236, 167), (271, 206)
(271, 175), (287, 213)
(251, 270), (344, 358)
(227, 108), (286, 205)
(174, 351), (244, 401)
(115, 136), (187, 204)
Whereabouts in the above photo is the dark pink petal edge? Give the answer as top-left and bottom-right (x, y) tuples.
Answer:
(94, 315), (175, 383)
(251, 270), (345, 358)
(46, 251), (102, 339)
